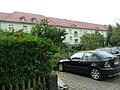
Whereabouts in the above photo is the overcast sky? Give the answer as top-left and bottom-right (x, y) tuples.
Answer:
(0, 0), (120, 25)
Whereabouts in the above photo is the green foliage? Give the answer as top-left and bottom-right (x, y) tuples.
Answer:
(0, 31), (56, 85)
(74, 44), (83, 51)
(110, 23), (120, 46)
(106, 25), (113, 46)
(52, 43), (70, 68)
(30, 19), (67, 45)
(0, 29), (13, 37)
(80, 31), (105, 50)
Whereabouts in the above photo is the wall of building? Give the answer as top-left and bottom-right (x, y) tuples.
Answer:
(64, 27), (107, 45)
(0, 21), (107, 46)
(1, 21), (34, 32)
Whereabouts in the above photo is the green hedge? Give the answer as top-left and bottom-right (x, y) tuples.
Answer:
(0, 35), (56, 85)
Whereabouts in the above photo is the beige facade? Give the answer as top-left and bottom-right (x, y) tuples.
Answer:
(64, 27), (107, 45)
(0, 21), (34, 32)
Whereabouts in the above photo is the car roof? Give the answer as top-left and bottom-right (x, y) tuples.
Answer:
(96, 48), (111, 50)
(77, 50), (106, 53)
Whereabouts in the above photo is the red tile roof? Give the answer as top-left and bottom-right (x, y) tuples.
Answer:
(47, 17), (108, 30)
(0, 11), (108, 30)
(4, 11), (46, 23)
(0, 12), (10, 19)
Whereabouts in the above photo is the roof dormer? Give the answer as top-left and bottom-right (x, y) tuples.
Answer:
(96, 27), (99, 29)
(20, 16), (25, 21)
(31, 17), (36, 22)
(71, 24), (77, 27)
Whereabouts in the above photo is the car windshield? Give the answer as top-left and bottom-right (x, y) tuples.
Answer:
(97, 51), (114, 59)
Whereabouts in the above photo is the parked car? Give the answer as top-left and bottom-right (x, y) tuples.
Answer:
(95, 47), (120, 58)
(113, 46), (120, 51)
(57, 51), (120, 80)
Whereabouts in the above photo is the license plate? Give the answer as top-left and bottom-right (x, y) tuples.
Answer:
(114, 61), (119, 65)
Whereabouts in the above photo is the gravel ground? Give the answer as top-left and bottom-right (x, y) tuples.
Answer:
(57, 71), (120, 90)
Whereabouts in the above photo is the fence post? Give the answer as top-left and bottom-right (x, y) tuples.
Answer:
(22, 81), (25, 90)
(16, 83), (19, 90)
(28, 79), (31, 89)
(9, 85), (12, 90)
(38, 76), (41, 90)
(47, 74), (58, 90)
(33, 78), (36, 90)
(43, 76), (46, 90)
(2, 85), (5, 90)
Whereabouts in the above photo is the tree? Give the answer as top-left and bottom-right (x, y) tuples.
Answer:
(110, 23), (120, 46)
(31, 19), (67, 45)
(31, 20), (69, 68)
(80, 31), (105, 50)
(106, 25), (113, 46)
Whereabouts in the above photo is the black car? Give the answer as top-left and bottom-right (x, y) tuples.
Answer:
(95, 47), (120, 58)
(57, 51), (120, 80)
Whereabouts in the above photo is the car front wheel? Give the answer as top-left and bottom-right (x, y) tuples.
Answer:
(58, 63), (64, 71)
(90, 68), (102, 80)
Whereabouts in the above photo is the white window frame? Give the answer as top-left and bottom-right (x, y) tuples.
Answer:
(23, 26), (27, 31)
(75, 39), (78, 44)
(9, 25), (14, 31)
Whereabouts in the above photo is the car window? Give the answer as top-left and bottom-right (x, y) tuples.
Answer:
(83, 53), (96, 61)
(111, 48), (119, 54)
(96, 48), (112, 54)
(71, 52), (84, 61)
(104, 49), (112, 54)
(117, 46), (120, 50)
(97, 51), (114, 59)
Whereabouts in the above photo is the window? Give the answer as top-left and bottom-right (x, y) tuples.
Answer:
(71, 52), (84, 60)
(91, 30), (93, 33)
(20, 16), (25, 21)
(69, 29), (72, 34)
(70, 36), (72, 40)
(80, 30), (82, 35)
(23, 26), (27, 31)
(97, 51), (113, 59)
(9, 25), (14, 31)
(74, 31), (78, 37)
(75, 39), (78, 44)
(71, 24), (77, 27)
(111, 48), (120, 54)
(31, 17), (36, 22)
(83, 53), (93, 61)
(84, 30), (87, 33)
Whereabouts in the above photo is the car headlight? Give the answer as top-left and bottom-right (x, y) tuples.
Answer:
(104, 61), (111, 68)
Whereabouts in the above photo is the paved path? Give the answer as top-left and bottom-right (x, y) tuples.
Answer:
(57, 71), (120, 90)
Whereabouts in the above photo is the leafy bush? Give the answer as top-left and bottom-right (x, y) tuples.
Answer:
(80, 31), (105, 50)
(0, 34), (56, 85)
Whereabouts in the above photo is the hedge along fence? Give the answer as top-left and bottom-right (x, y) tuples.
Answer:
(0, 35), (56, 88)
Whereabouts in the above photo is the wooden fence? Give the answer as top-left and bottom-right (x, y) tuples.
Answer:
(0, 76), (48, 90)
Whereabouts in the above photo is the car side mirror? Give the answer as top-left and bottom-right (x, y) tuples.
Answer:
(67, 57), (72, 61)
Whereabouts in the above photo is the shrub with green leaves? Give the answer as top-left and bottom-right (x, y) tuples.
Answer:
(0, 34), (56, 85)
